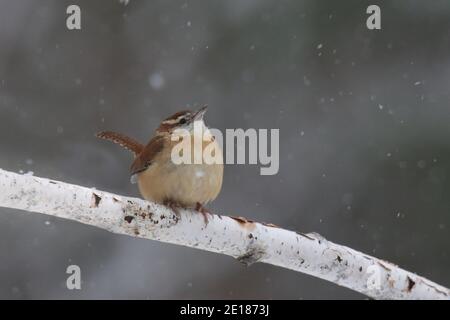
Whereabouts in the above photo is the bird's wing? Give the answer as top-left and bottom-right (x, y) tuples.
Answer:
(130, 135), (165, 176)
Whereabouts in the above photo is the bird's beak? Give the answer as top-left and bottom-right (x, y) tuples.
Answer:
(193, 105), (208, 121)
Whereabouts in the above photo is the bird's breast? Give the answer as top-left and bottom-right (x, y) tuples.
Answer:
(137, 134), (223, 207)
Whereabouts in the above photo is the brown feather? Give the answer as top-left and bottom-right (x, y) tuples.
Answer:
(156, 110), (192, 133)
(162, 110), (191, 122)
(130, 135), (165, 175)
(96, 131), (144, 155)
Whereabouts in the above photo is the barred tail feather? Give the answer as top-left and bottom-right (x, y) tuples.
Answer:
(96, 131), (144, 155)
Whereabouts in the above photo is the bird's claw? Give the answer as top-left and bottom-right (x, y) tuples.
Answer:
(196, 202), (210, 225)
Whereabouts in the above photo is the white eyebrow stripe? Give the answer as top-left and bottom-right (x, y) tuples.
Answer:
(162, 114), (189, 125)
(162, 119), (179, 125)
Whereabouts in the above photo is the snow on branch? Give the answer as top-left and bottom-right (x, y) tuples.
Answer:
(0, 168), (448, 299)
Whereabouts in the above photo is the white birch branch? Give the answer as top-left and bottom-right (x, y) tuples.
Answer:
(0, 168), (448, 300)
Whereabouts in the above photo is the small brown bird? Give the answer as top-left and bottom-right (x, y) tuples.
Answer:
(96, 106), (223, 221)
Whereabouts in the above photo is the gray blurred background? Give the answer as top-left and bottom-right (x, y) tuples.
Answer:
(0, 0), (449, 299)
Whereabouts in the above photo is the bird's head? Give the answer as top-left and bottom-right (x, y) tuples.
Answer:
(156, 106), (208, 134)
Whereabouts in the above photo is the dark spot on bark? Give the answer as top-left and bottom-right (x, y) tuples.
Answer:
(248, 233), (253, 239)
(296, 232), (315, 240)
(124, 216), (134, 223)
(49, 181), (57, 184)
(359, 266), (363, 272)
(377, 261), (392, 271)
(407, 276), (416, 292)
(237, 247), (266, 266)
(262, 222), (279, 228)
(161, 215), (165, 219)
(336, 255), (342, 263)
(112, 197), (119, 202)
(92, 193), (102, 207)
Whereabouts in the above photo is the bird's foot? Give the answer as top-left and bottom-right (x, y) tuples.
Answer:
(195, 202), (211, 225)
(163, 199), (182, 218)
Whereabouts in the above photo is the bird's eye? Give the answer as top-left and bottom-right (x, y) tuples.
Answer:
(179, 118), (187, 124)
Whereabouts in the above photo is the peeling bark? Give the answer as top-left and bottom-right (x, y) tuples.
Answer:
(0, 168), (448, 299)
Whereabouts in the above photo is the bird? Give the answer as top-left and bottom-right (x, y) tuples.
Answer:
(96, 106), (223, 222)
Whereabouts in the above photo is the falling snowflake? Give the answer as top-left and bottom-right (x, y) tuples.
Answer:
(149, 73), (165, 90)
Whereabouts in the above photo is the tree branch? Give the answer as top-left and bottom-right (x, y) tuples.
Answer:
(0, 168), (448, 299)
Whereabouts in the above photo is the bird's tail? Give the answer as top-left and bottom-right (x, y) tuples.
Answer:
(96, 131), (144, 155)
